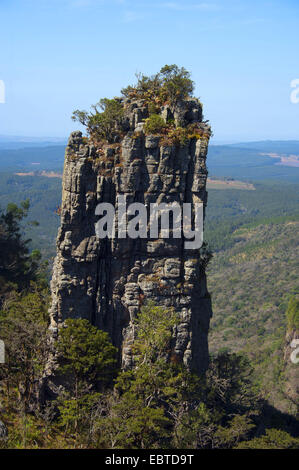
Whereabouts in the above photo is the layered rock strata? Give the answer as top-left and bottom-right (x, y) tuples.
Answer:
(48, 97), (212, 381)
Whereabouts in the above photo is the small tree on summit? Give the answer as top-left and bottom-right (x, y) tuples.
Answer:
(158, 64), (194, 103)
(71, 65), (196, 143)
(72, 98), (123, 143)
(121, 64), (194, 104)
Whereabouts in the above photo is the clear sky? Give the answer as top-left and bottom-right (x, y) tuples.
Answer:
(0, 0), (298, 142)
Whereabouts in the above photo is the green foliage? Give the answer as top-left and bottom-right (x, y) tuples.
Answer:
(57, 393), (101, 437)
(208, 215), (299, 414)
(236, 428), (299, 449)
(0, 284), (50, 410)
(53, 319), (118, 444)
(0, 172), (63, 261)
(56, 318), (118, 390)
(286, 296), (299, 331)
(205, 181), (299, 252)
(4, 414), (45, 449)
(161, 126), (189, 145)
(143, 117), (209, 146)
(171, 402), (214, 448)
(132, 302), (179, 362)
(147, 101), (160, 115)
(93, 304), (198, 448)
(0, 200), (42, 291)
(160, 122), (209, 146)
(71, 64), (196, 143)
(159, 64), (194, 104)
(1, 139), (299, 449)
(143, 114), (166, 135)
(95, 394), (171, 449)
(1, 297), (297, 449)
(121, 72), (161, 100)
(214, 415), (255, 448)
(0, 197), (52, 445)
(121, 64), (194, 105)
(72, 98), (123, 143)
(207, 353), (255, 404)
(89, 305), (271, 449)
(207, 143), (299, 182)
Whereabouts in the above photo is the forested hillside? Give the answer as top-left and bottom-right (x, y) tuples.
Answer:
(208, 220), (299, 415)
(204, 182), (299, 416)
(207, 141), (299, 181)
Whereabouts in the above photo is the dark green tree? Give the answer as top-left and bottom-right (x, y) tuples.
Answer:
(55, 319), (118, 440)
(93, 303), (205, 448)
(0, 200), (41, 293)
(158, 64), (194, 103)
(72, 98), (123, 142)
(0, 284), (50, 411)
(57, 318), (118, 393)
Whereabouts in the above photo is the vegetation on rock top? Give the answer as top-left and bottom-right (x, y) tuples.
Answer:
(71, 65), (209, 147)
(121, 64), (195, 104)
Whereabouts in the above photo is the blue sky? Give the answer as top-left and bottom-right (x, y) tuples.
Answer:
(0, 0), (298, 142)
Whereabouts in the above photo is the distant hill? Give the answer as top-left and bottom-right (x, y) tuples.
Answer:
(0, 172), (61, 258)
(0, 139), (298, 181)
(0, 135), (67, 150)
(208, 140), (299, 182)
(205, 181), (299, 251)
(0, 145), (66, 171)
(228, 140), (299, 154)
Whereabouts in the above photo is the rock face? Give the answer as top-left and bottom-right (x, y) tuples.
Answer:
(47, 97), (212, 387)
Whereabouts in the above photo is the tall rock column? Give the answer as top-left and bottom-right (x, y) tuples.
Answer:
(48, 97), (212, 384)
